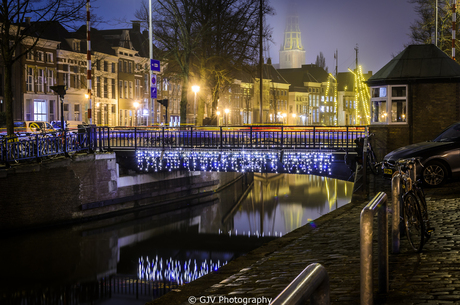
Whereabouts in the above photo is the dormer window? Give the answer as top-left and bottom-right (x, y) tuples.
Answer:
(73, 41), (80, 52)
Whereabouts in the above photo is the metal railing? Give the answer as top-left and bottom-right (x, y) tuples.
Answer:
(1, 125), (366, 165)
(96, 125), (366, 151)
(0, 128), (93, 166)
(271, 263), (330, 305)
(360, 192), (389, 305)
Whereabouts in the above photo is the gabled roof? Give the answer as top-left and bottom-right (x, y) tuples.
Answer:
(277, 64), (329, 88)
(367, 44), (460, 85)
(262, 64), (289, 84)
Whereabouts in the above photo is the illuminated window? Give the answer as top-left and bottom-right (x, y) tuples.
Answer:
(34, 99), (47, 121)
(371, 85), (407, 124)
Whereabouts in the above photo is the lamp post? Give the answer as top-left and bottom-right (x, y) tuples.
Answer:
(134, 101), (139, 126)
(282, 112), (287, 124)
(216, 111), (221, 126)
(292, 113), (296, 125)
(224, 108), (229, 126)
(192, 85), (200, 125)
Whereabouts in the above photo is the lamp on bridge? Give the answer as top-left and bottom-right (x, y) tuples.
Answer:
(224, 108), (229, 126)
(192, 85), (200, 125)
(133, 101), (140, 127)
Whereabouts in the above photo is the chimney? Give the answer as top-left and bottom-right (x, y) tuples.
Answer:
(132, 21), (141, 33)
(25, 17), (31, 25)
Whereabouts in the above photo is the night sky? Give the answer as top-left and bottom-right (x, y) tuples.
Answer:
(92, 0), (418, 75)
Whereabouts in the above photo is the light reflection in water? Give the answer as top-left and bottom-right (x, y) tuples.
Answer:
(138, 256), (227, 285)
(137, 173), (353, 286)
(230, 173), (353, 237)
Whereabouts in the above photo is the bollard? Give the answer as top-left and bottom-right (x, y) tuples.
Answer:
(391, 173), (401, 254)
(271, 263), (330, 305)
(360, 192), (389, 305)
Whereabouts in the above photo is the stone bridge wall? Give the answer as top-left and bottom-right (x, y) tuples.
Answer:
(0, 153), (246, 233)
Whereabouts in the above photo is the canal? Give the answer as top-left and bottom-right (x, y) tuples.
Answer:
(0, 173), (353, 305)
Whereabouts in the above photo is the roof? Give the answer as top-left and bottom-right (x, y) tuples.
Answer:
(277, 64), (329, 88)
(367, 44), (460, 85)
(262, 64), (289, 84)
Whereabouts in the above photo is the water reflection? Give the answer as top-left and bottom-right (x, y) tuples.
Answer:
(0, 172), (353, 304)
(227, 173), (353, 236)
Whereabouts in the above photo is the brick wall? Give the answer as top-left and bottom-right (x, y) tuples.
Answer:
(370, 82), (460, 160)
(0, 153), (245, 232)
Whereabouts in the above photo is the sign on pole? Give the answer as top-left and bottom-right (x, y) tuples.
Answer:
(151, 74), (157, 99)
(150, 59), (160, 72)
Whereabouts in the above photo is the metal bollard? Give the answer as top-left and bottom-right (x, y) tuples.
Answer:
(271, 263), (330, 305)
(391, 173), (401, 254)
(360, 192), (389, 305)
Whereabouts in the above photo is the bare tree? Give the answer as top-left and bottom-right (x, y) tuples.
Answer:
(194, 0), (272, 125)
(135, 0), (272, 126)
(315, 51), (328, 73)
(1, 0), (88, 136)
(409, 0), (460, 61)
(135, 0), (205, 126)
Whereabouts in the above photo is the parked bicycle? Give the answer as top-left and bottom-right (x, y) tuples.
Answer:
(394, 158), (434, 252)
(354, 133), (379, 175)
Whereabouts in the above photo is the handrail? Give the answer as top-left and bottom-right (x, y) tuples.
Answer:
(270, 263), (330, 305)
(0, 126), (366, 165)
(360, 191), (389, 305)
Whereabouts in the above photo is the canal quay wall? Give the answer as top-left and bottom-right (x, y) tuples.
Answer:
(0, 152), (251, 233)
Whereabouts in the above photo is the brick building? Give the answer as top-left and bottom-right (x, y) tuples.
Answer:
(367, 44), (460, 159)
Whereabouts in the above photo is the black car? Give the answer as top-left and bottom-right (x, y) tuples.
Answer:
(382, 122), (460, 187)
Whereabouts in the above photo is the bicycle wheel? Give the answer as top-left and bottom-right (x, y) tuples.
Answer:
(367, 147), (378, 175)
(415, 185), (433, 240)
(403, 191), (425, 252)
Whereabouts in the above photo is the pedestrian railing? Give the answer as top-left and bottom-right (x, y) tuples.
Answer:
(96, 125), (365, 151)
(271, 263), (330, 305)
(360, 192), (389, 305)
(1, 125), (366, 166)
(0, 129), (93, 166)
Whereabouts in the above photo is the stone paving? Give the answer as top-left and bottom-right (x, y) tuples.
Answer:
(148, 174), (460, 305)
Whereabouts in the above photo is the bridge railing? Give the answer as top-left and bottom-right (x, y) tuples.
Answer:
(0, 129), (92, 166)
(0, 125), (366, 165)
(94, 125), (366, 151)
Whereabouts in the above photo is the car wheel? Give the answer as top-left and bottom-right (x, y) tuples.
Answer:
(422, 161), (448, 187)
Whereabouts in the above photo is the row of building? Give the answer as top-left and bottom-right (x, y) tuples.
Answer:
(0, 19), (372, 128)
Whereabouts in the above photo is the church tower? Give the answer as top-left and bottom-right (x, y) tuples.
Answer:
(279, 5), (306, 69)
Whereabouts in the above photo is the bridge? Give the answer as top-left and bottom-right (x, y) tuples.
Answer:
(1, 126), (365, 176)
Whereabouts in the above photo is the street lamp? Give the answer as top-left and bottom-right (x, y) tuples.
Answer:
(133, 101), (139, 126)
(224, 108), (229, 126)
(216, 111), (221, 126)
(192, 85), (200, 125)
(282, 112), (287, 124)
(292, 113), (296, 125)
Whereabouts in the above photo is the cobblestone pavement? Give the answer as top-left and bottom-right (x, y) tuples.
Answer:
(149, 174), (460, 305)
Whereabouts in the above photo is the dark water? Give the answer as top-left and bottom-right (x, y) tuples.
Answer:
(0, 173), (353, 305)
